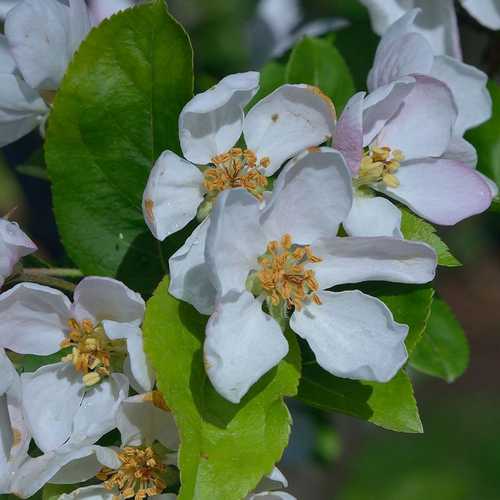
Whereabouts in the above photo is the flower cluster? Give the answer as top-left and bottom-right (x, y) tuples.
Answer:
(0, 2), (497, 499)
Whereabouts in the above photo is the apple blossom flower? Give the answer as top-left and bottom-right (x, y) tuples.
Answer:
(361, 0), (500, 50)
(0, 218), (37, 289)
(19, 392), (179, 500)
(174, 148), (437, 404)
(0, 0), (138, 147)
(367, 9), (491, 137)
(333, 76), (494, 238)
(142, 71), (336, 242)
(0, 277), (153, 455)
(0, 348), (30, 495)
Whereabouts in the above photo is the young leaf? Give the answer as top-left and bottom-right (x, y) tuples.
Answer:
(143, 278), (301, 500)
(298, 356), (422, 433)
(45, 1), (193, 294)
(410, 298), (469, 382)
(400, 207), (461, 267)
(285, 36), (355, 112)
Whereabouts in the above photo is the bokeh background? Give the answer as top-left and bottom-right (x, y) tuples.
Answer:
(2, 1), (499, 499)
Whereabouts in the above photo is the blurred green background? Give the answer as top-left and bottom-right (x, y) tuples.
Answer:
(2, 1), (499, 499)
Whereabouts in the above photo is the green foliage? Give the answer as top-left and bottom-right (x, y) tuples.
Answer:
(143, 278), (301, 500)
(298, 351), (422, 433)
(400, 207), (461, 267)
(45, 1), (193, 294)
(286, 37), (355, 113)
(467, 80), (500, 209)
(42, 485), (74, 500)
(249, 62), (286, 107)
(410, 299), (469, 382)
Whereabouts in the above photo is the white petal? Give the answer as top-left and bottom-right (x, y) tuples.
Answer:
(0, 283), (70, 354)
(142, 150), (204, 241)
(49, 446), (105, 485)
(460, 0), (500, 30)
(254, 467), (288, 492)
(261, 148), (353, 245)
(59, 485), (114, 500)
(0, 74), (48, 147)
(103, 321), (154, 393)
(10, 445), (97, 498)
(343, 195), (402, 238)
(0, 348), (15, 396)
(205, 189), (266, 297)
(379, 159), (493, 225)
(442, 136), (477, 168)
(0, 1), (20, 20)
(169, 218), (217, 315)
(291, 290), (408, 382)
(478, 172), (499, 199)
(363, 77), (415, 146)
(117, 394), (179, 449)
(257, 0), (302, 43)
(0, 395), (12, 494)
(0, 34), (16, 74)
(67, 0), (91, 52)
(431, 55), (491, 135)
(0, 220), (37, 286)
(205, 291), (288, 404)
(314, 236), (436, 289)
(87, 0), (135, 25)
(244, 84), (336, 175)
(375, 76), (456, 160)
(333, 92), (365, 174)
(68, 374), (129, 446)
(179, 72), (260, 164)
(73, 276), (145, 326)
(248, 493), (296, 500)
(21, 363), (83, 453)
(5, 0), (71, 89)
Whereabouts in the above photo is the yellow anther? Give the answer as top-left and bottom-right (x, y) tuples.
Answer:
(96, 446), (167, 500)
(83, 372), (101, 387)
(357, 146), (404, 188)
(255, 234), (322, 311)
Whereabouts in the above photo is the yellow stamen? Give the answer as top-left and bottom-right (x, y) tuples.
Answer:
(357, 146), (404, 188)
(96, 446), (167, 500)
(204, 148), (269, 201)
(256, 233), (322, 311)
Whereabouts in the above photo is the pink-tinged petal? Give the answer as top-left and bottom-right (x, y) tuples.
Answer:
(169, 218), (217, 315)
(261, 148), (353, 245)
(442, 136), (477, 168)
(375, 75), (456, 160)
(0, 283), (70, 355)
(244, 84), (336, 175)
(343, 195), (402, 238)
(333, 92), (365, 174)
(379, 159), (494, 225)
(179, 72), (260, 164)
(72, 276), (145, 326)
(431, 55), (491, 135)
(86, 0), (135, 26)
(205, 189), (266, 297)
(291, 290), (408, 382)
(478, 172), (499, 199)
(460, 0), (500, 30)
(363, 77), (415, 146)
(142, 150), (204, 241)
(204, 291), (288, 404)
(313, 236), (436, 289)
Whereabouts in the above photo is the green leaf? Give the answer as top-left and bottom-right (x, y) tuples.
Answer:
(298, 356), (422, 433)
(42, 485), (75, 500)
(285, 37), (355, 113)
(410, 298), (469, 382)
(45, 1), (193, 294)
(400, 207), (461, 267)
(355, 282), (434, 354)
(143, 278), (301, 500)
(467, 80), (500, 198)
(249, 61), (286, 107)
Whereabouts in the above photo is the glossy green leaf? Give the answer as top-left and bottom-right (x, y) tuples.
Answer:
(410, 298), (469, 382)
(467, 80), (500, 207)
(45, 1), (193, 294)
(143, 278), (301, 500)
(400, 207), (461, 267)
(249, 61), (286, 107)
(298, 355), (422, 434)
(285, 37), (355, 113)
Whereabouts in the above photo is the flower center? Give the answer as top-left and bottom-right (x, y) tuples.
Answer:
(356, 146), (404, 188)
(60, 319), (125, 387)
(96, 446), (167, 500)
(253, 233), (322, 311)
(203, 148), (270, 201)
